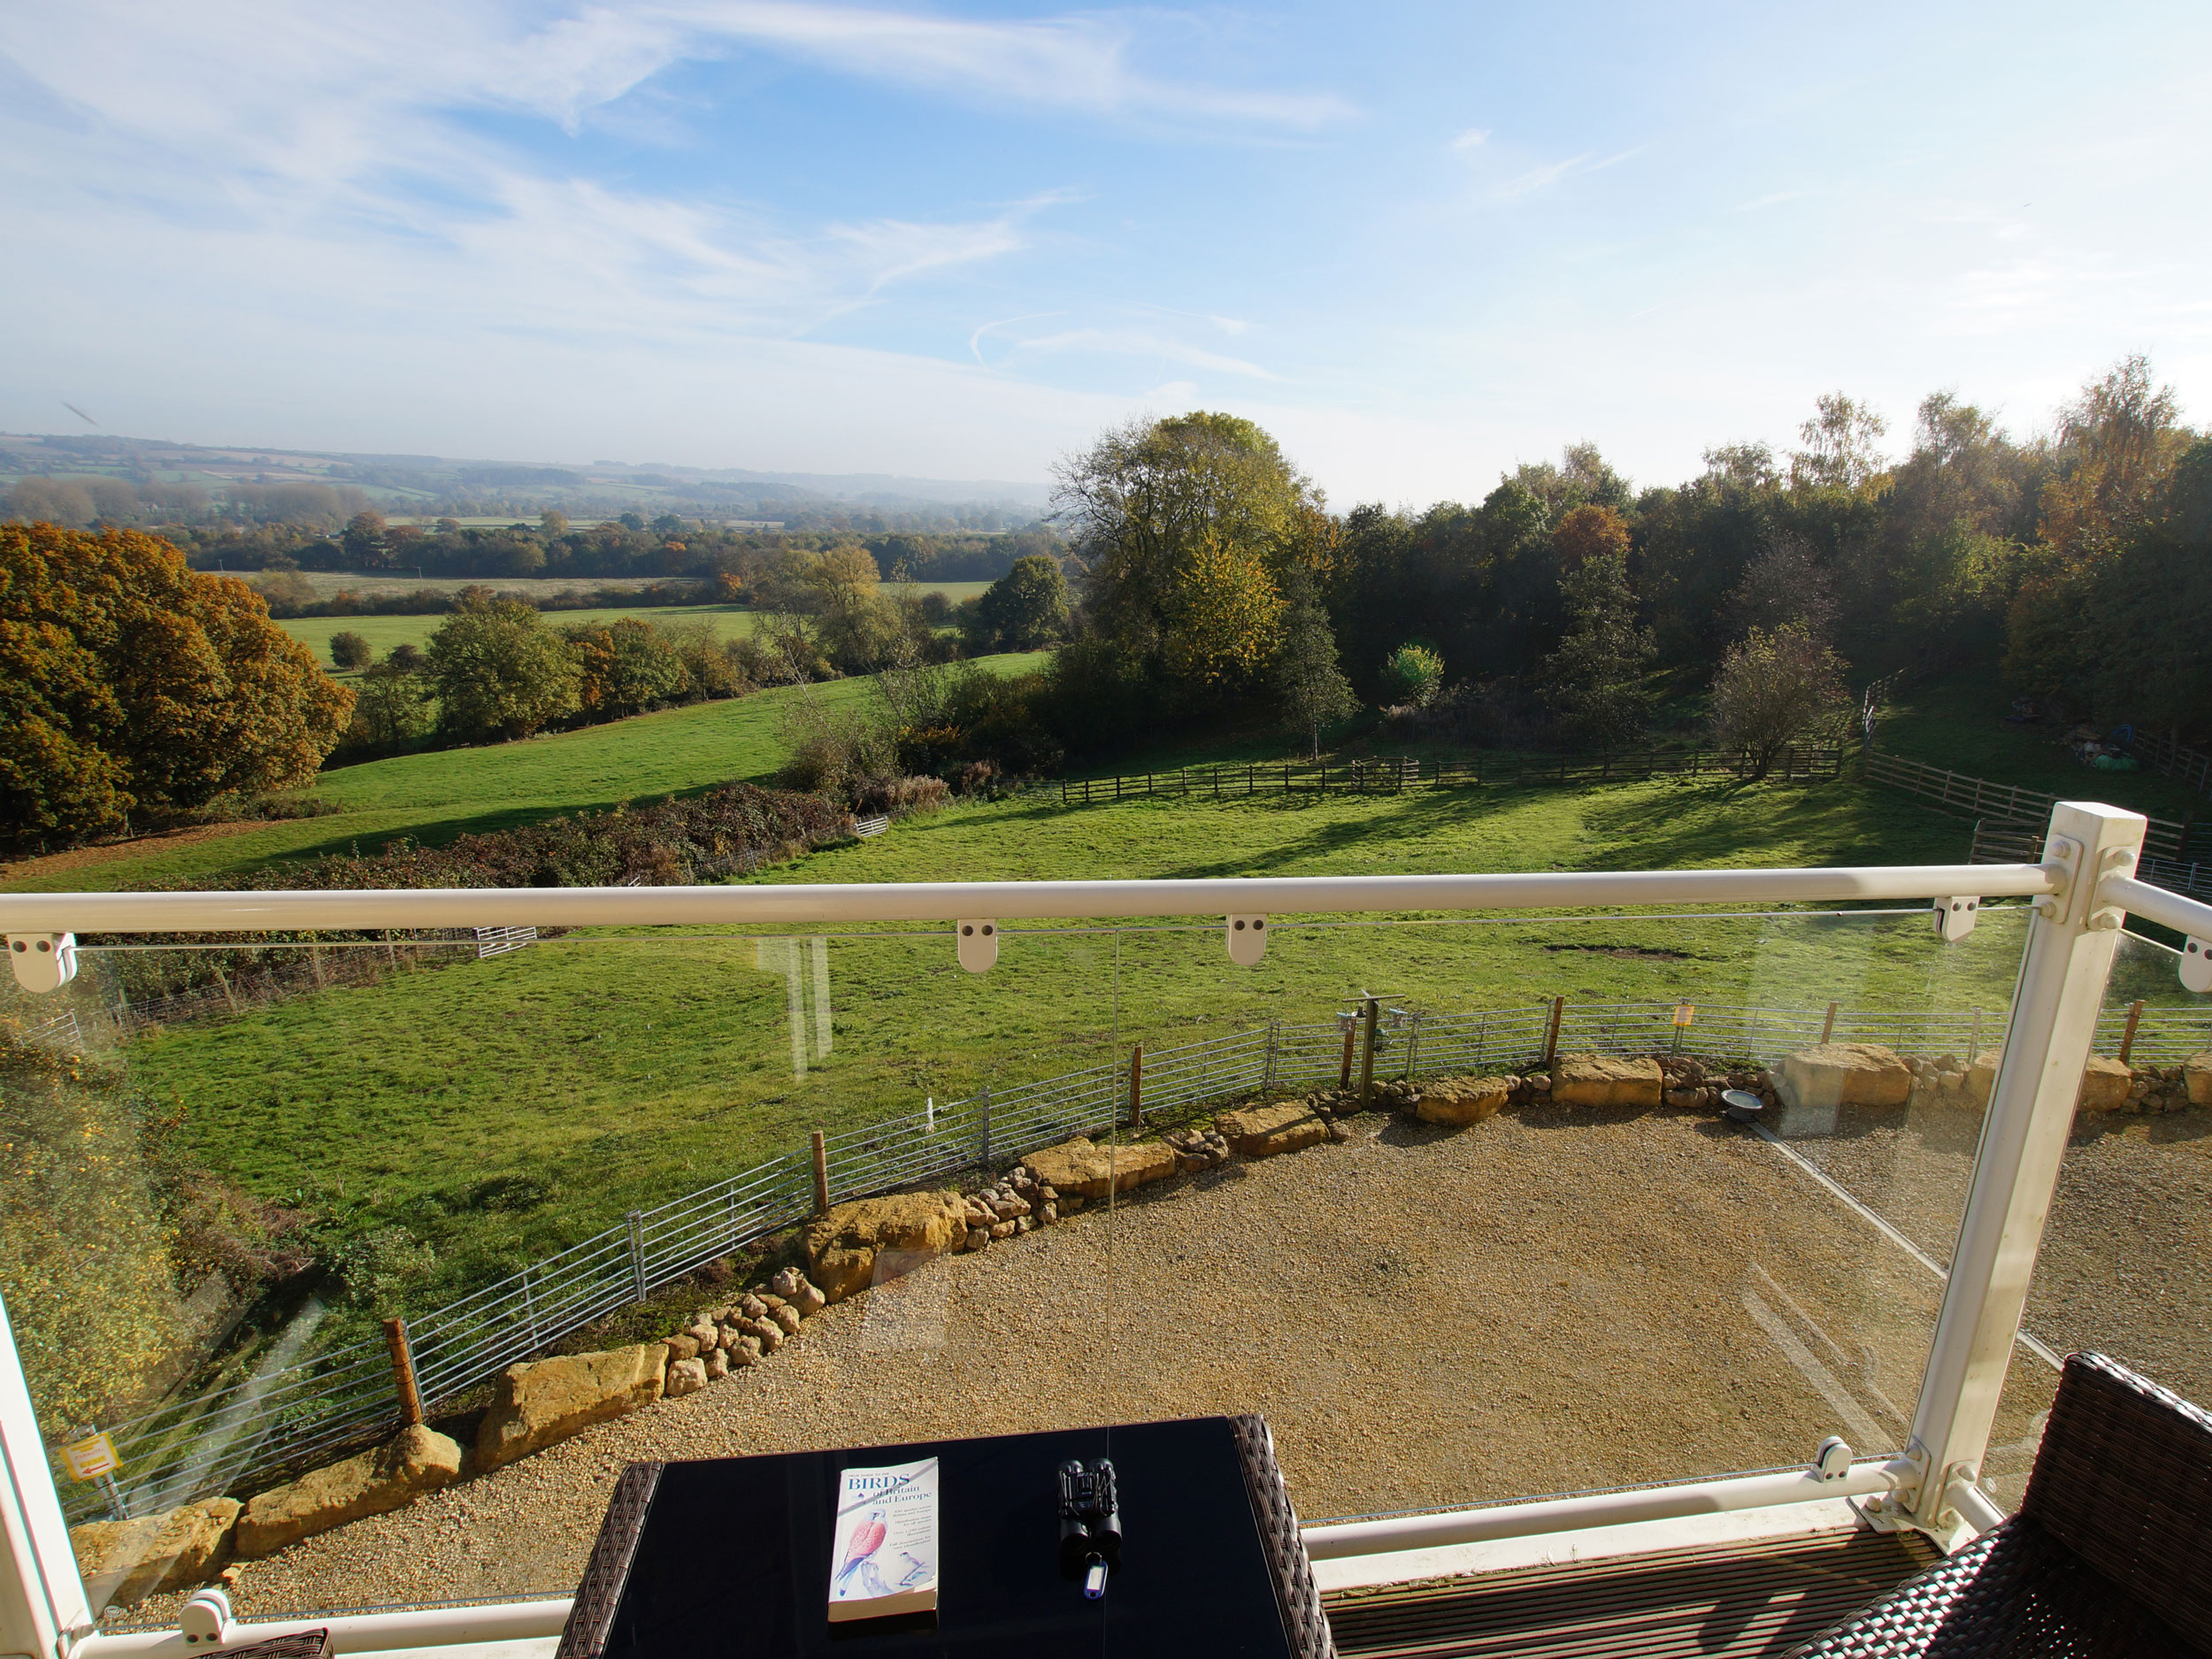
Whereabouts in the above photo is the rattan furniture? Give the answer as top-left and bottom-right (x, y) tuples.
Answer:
(558, 1413), (1333, 1659)
(1790, 1352), (2212, 1656)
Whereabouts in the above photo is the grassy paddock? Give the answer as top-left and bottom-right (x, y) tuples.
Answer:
(1876, 673), (2206, 821)
(279, 604), (768, 670)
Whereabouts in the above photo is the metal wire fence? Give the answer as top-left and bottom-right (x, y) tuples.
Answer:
(60, 987), (2212, 1525)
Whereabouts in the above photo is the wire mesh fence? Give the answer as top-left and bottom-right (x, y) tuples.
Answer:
(57, 986), (2212, 1525)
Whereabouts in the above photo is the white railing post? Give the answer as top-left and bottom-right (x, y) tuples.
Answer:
(0, 1294), (93, 1659)
(1901, 801), (2144, 1540)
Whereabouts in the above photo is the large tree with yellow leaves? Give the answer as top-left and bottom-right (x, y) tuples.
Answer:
(0, 522), (353, 845)
(1055, 412), (1324, 698)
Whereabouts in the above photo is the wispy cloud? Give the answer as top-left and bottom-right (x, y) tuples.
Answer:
(1487, 143), (1643, 201)
(644, 2), (1356, 129)
(1448, 127), (1491, 150)
(1731, 189), (1802, 213)
(1009, 326), (1282, 380)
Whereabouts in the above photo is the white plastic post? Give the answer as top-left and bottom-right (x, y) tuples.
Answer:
(1901, 801), (2144, 1538)
(0, 1294), (93, 1659)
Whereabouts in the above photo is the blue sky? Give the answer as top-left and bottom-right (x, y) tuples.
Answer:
(3, 2), (2206, 503)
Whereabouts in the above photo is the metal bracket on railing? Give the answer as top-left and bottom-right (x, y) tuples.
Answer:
(1932, 898), (1979, 942)
(956, 919), (998, 974)
(1225, 914), (1266, 966)
(5, 932), (76, 994)
(1810, 1434), (1855, 1479)
(2181, 938), (2212, 995)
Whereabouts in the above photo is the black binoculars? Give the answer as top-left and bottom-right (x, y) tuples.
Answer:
(1056, 1457), (1122, 1600)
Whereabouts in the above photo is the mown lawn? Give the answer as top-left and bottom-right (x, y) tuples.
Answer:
(56, 765), (2055, 1347)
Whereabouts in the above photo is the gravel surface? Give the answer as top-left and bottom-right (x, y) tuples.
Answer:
(1748, 1095), (2212, 1505)
(142, 1095), (2177, 1624)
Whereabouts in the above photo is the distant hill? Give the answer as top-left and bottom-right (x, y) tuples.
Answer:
(0, 432), (1050, 529)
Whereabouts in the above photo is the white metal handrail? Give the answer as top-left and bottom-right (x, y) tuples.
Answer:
(10, 813), (2212, 1659)
(0, 862), (2056, 934)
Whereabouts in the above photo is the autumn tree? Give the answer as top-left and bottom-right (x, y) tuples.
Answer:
(425, 593), (580, 741)
(1711, 625), (1848, 776)
(565, 617), (688, 718)
(1272, 570), (1356, 757)
(2035, 354), (2187, 560)
(1550, 503), (1632, 572)
(0, 523), (353, 844)
(1539, 549), (1655, 749)
(1055, 412), (1310, 698)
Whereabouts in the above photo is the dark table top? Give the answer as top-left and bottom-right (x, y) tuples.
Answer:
(579, 1416), (1297, 1659)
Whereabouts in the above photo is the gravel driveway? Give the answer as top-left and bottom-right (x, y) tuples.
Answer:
(170, 1095), (2204, 1623)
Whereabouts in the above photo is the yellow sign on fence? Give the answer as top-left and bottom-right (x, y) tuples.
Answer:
(62, 1432), (119, 1481)
(1672, 1003), (1696, 1028)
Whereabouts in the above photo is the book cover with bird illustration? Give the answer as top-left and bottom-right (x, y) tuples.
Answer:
(827, 1457), (940, 1623)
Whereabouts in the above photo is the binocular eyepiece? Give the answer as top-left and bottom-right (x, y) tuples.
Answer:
(1056, 1457), (1121, 1600)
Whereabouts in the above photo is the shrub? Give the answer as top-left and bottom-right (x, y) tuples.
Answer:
(0, 1031), (183, 1429)
(328, 630), (373, 670)
(852, 775), (950, 818)
(1379, 644), (1445, 709)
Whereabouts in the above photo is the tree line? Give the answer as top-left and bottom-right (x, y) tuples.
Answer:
(772, 357), (2206, 811)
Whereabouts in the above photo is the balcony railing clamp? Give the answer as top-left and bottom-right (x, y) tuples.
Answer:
(4, 932), (76, 994)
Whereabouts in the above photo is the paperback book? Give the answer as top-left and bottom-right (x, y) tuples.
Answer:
(827, 1456), (940, 1623)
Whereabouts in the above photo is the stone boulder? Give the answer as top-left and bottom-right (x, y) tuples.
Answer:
(1966, 1049), (2003, 1106)
(801, 1192), (970, 1302)
(2185, 1052), (2212, 1108)
(1215, 1101), (1331, 1156)
(1413, 1075), (1513, 1125)
(2077, 1055), (2132, 1111)
(770, 1268), (827, 1315)
(235, 1425), (461, 1559)
(70, 1498), (242, 1606)
(664, 1356), (708, 1398)
(1549, 1054), (1665, 1110)
(1774, 1043), (1912, 1112)
(475, 1344), (667, 1473)
(1022, 1136), (1178, 1201)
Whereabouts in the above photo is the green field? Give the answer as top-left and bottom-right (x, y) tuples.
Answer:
(1, 653), (1047, 892)
(279, 603), (768, 670)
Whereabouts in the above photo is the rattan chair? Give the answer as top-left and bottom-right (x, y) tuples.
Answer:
(1789, 1352), (2212, 1657)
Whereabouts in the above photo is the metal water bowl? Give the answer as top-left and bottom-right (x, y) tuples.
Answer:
(1720, 1088), (1764, 1125)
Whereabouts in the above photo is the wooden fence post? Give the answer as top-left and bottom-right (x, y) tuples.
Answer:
(1543, 995), (1565, 1064)
(1129, 1043), (1144, 1126)
(1821, 1002), (1839, 1044)
(1358, 996), (1381, 1109)
(1339, 1025), (1355, 1089)
(810, 1128), (830, 1216)
(2118, 1000), (2145, 1064)
(383, 1317), (425, 1426)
